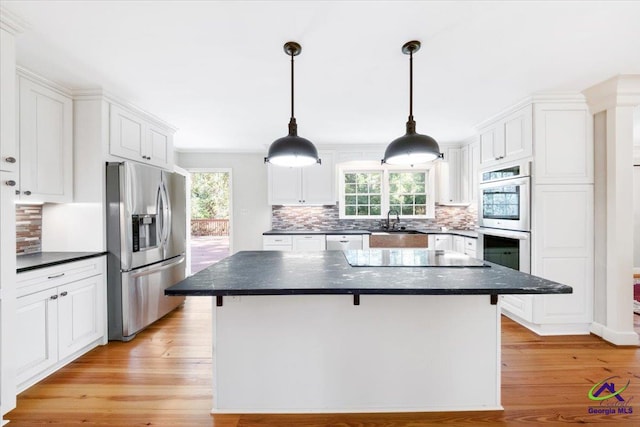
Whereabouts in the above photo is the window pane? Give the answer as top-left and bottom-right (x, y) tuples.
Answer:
(345, 183), (356, 194)
(370, 195), (381, 204)
(415, 205), (426, 215)
(357, 206), (368, 215)
(345, 206), (356, 215)
(345, 195), (356, 205)
(403, 195), (414, 205)
(390, 194), (401, 204)
(389, 183), (398, 193)
(370, 183), (381, 193)
(357, 195), (369, 204)
(345, 173), (356, 184)
(415, 194), (426, 204)
(357, 184), (368, 193)
(414, 183), (425, 193)
(402, 205), (414, 215)
(370, 205), (381, 215)
(390, 204), (401, 213)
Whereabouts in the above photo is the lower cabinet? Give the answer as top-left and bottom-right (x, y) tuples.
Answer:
(292, 235), (326, 251)
(15, 257), (106, 392)
(429, 234), (452, 250)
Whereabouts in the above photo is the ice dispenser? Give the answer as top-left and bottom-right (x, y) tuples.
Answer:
(132, 214), (158, 252)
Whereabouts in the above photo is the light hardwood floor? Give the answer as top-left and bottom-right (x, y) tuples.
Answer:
(7, 297), (640, 426)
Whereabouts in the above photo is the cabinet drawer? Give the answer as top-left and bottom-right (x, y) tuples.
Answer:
(17, 257), (105, 297)
(465, 238), (477, 252)
(263, 235), (293, 246)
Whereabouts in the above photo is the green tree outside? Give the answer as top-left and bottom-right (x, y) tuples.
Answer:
(190, 172), (229, 219)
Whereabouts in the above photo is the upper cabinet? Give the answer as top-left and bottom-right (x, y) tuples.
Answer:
(109, 104), (173, 170)
(437, 138), (479, 205)
(533, 103), (593, 184)
(479, 104), (533, 168)
(18, 72), (73, 203)
(268, 151), (336, 205)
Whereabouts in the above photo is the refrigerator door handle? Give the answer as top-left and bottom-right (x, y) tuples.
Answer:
(128, 255), (185, 279)
(161, 180), (172, 246)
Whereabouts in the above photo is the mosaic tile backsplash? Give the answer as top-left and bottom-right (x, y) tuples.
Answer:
(271, 204), (477, 231)
(16, 204), (42, 255)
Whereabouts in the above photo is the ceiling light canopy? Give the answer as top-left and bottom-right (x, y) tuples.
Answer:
(382, 40), (442, 166)
(265, 42), (321, 167)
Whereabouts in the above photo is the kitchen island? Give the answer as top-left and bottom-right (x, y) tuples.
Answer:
(166, 250), (571, 414)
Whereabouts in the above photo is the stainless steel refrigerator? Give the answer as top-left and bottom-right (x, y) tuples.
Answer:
(106, 162), (186, 341)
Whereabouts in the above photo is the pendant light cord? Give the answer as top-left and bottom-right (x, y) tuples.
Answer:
(290, 52), (295, 120)
(409, 49), (413, 122)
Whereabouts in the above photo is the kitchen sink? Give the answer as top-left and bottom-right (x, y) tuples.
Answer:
(369, 230), (428, 248)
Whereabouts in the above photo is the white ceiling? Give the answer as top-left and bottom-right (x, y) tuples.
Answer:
(4, 1), (640, 153)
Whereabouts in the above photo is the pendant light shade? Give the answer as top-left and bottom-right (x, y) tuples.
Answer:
(382, 40), (442, 165)
(265, 42), (321, 167)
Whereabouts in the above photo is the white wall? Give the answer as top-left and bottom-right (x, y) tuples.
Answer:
(634, 165), (640, 272)
(175, 152), (271, 252)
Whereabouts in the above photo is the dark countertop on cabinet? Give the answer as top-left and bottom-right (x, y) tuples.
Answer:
(17, 252), (107, 273)
(166, 250), (571, 297)
(263, 229), (479, 238)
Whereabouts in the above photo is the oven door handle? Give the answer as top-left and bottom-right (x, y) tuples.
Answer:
(479, 176), (530, 190)
(476, 228), (530, 240)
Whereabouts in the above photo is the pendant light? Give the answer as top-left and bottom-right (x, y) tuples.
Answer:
(265, 41), (321, 167)
(382, 40), (442, 165)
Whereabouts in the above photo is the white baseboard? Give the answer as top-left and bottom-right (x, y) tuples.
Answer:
(591, 321), (640, 346)
(501, 311), (591, 335)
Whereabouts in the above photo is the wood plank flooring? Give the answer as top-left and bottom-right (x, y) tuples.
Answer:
(7, 297), (640, 426)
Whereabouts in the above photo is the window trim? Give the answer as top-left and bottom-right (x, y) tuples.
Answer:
(338, 163), (436, 219)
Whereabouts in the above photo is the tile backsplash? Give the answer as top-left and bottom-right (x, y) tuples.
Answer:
(16, 204), (42, 255)
(271, 204), (477, 231)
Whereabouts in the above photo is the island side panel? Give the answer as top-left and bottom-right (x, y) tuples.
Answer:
(212, 294), (501, 413)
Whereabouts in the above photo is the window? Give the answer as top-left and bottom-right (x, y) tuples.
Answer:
(343, 172), (382, 216)
(339, 164), (435, 219)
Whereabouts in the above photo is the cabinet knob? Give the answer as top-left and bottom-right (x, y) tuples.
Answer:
(50, 294), (58, 300)
(60, 291), (68, 297)
(5, 180), (16, 187)
(23, 190), (32, 195)
(5, 156), (16, 163)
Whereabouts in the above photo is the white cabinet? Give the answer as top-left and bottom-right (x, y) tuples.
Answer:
(479, 104), (533, 168)
(292, 235), (326, 251)
(109, 104), (173, 169)
(453, 235), (465, 253)
(326, 235), (364, 250)
(262, 235), (293, 251)
(15, 257), (106, 392)
(268, 152), (335, 205)
(464, 237), (477, 258)
(533, 103), (593, 184)
(428, 234), (452, 250)
(438, 139), (478, 206)
(18, 73), (73, 203)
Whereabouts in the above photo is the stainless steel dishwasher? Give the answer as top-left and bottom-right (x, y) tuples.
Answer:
(326, 234), (363, 250)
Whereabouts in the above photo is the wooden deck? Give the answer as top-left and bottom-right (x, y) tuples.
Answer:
(7, 296), (640, 426)
(190, 235), (229, 273)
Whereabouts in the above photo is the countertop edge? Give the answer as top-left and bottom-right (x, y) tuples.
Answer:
(17, 252), (107, 273)
(263, 229), (479, 238)
(165, 288), (572, 297)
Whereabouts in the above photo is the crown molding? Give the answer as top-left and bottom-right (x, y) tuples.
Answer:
(475, 92), (586, 130)
(16, 66), (73, 96)
(73, 88), (178, 132)
(583, 75), (640, 114)
(0, 7), (27, 35)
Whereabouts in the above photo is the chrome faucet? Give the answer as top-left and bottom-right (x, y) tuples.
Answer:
(385, 209), (400, 230)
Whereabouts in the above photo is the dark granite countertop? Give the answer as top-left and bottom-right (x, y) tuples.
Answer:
(264, 229), (478, 238)
(264, 229), (372, 235)
(166, 250), (571, 297)
(17, 252), (107, 273)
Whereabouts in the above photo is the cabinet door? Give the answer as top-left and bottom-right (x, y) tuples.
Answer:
(109, 104), (146, 162)
(468, 142), (480, 203)
(292, 235), (326, 251)
(16, 289), (58, 386)
(146, 124), (172, 170)
(0, 30), (17, 173)
(58, 275), (104, 360)
(302, 152), (335, 205)
(479, 127), (498, 165)
(268, 166), (302, 205)
(502, 104), (533, 161)
(433, 235), (452, 250)
(453, 236), (465, 253)
(533, 104), (592, 184)
(19, 77), (73, 202)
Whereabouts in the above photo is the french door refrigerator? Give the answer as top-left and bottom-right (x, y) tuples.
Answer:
(106, 162), (186, 341)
